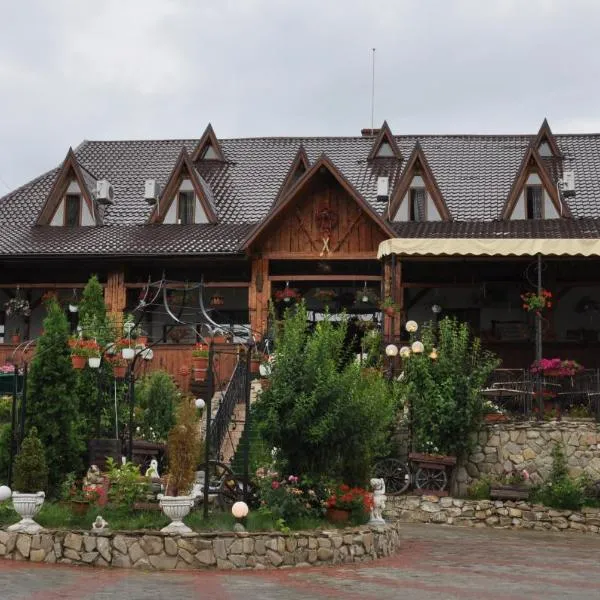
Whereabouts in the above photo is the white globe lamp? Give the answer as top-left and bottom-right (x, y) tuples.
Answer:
(0, 485), (11, 502)
(195, 398), (205, 411)
(232, 500), (249, 532)
(385, 344), (399, 357)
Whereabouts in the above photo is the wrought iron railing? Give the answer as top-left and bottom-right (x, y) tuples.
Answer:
(209, 356), (248, 459)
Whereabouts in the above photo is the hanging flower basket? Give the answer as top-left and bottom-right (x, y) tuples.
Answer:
(209, 293), (225, 307)
(521, 289), (553, 314)
(10, 334), (21, 345)
(274, 287), (301, 303)
(71, 355), (86, 370)
(4, 290), (31, 317)
(113, 364), (127, 379)
(530, 358), (584, 378)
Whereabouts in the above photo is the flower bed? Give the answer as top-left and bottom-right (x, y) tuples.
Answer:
(0, 524), (400, 570)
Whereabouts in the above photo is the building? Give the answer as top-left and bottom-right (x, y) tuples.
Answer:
(2, 120), (600, 372)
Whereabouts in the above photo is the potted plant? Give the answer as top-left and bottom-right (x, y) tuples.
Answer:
(314, 288), (337, 305)
(325, 484), (373, 524)
(68, 337), (93, 369)
(521, 288), (553, 315)
(10, 328), (21, 345)
(68, 480), (100, 515)
(4, 290), (31, 318)
(9, 427), (48, 533)
(209, 292), (225, 307)
(355, 288), (379, 305)
(111, 356), (128, 379)
(530, 358), (584, 378)
(87, 342), (101, 369)
(191, 343), (209, 381)
(250, 350), (263, 376)
(159, 398), (200, 534)
(274, 286), (301, 304)
(490, 469), (530, 501)
(380, 296), (399, 317)
(134, 325), (148, 347)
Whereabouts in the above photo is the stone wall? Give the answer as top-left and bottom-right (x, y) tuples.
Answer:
(0, 524), (399, 570)
(456, 419), (600, 495)
(385, 495), (600, 534)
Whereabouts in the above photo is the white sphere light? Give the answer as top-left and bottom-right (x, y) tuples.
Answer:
(385, 344), (399, 357)
(399, 346), (411, 358)
(231, 501), (249, 519)
(195, 398), (206, 410)
(431, 304), (442, 314)
(0, 485), (11, 502)
(411, 341), (425, 354)
(405, 320), (419, 333)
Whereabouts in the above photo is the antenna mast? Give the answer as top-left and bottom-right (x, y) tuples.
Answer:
(370, 48), (376, 133)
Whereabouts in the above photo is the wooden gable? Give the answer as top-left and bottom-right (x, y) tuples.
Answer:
(191, 123), (225, 162)
(368, 120), (402, 160)
(243, 155), (394, 258)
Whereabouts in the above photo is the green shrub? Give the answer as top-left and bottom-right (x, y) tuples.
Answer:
(467, 477), (491, 500)
(105, 458), (149, 507)
(0, 423), (12, 482)
(13, 427), (48, 493)
(136, 370), (178, 441)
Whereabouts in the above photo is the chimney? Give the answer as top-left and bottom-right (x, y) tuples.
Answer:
(361, 128), (380, 137)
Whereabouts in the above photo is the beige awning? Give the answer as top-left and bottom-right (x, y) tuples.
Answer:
(377, 238), (600, 258)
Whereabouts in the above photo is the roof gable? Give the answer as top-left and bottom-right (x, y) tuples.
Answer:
(36, 148), (98, 226)
(501, 145), (569, 219)
(149, 147), (218, 224)
(242, 153), (395, 249)
(272, 145), (310, 207)
(191, 123), (225, 162)
(368, 121), (402, 160)
(388, 141), (451, 221)
(534, 118), (562, 158)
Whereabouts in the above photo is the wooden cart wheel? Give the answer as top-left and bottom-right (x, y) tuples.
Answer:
(415, 467), (448, 491)
(373, 458), (411, 495)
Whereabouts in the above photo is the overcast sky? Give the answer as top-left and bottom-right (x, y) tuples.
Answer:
(1, 0), (599, 191)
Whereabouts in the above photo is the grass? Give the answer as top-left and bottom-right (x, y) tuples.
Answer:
(0, 501), (349, 532)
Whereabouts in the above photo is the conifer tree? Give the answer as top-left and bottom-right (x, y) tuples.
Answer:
(13, 427), (48, 493)
(27, 298), (82, 493)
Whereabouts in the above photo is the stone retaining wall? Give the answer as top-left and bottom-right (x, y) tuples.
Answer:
(0, 524), (399, 570)
(385, 495), (600, 534)
(457, 419), (600, 495)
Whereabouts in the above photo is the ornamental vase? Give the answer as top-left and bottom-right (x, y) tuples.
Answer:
(9, 491), (45, 533)
(158, 495), (195, 534)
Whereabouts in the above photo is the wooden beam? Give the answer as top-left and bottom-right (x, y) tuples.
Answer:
(261, 252), (378, 260)
(0, 283), (94, 289)
(124, 282), (250, 289)
(268, 275), (381, 282)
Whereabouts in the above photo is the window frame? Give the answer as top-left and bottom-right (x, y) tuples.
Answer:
(409, 187), (427, 222)
(525, 185), (544, 220)
(64, 193), (82, 227)
(177, 190), (195, 225)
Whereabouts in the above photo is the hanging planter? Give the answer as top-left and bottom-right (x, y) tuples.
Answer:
(274, 283), (301, 304)
(209, 292), (225, 307)
(4, 287), (31, 318)
(71, 355), (86, 369)
(122, 347), (135, 361)
(113, 364), (127, 379)
(10, 332), (21, 345)
(191, 343), (209, 369)
(88, 356), (101, 369)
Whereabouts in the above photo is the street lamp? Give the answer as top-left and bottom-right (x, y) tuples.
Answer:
(231, 500), (249, 532)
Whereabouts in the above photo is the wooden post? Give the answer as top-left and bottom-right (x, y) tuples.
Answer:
(382, 255), (402, 343)
(249, 257), (270, 340)
(105, 270), (126, 327)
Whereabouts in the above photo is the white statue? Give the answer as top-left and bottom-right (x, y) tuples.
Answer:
(92, 515), (109, 532)
(145, 459), (160, 480)
(369, 477), (386, 525)
(84, 465), (103, 487)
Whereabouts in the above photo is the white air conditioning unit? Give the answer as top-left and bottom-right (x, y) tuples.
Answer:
(376, 176), (389, 201)
(144, 179), (160, 205)
(96, 180), (114, 205)
(560, 170), (576, 196)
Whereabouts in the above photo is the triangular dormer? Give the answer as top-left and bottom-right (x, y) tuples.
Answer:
(37, 148), (99, 226)
(502, 145), (568, 220)
(534, 118), (562, 158)
(368, 121), (402, 160)
(273, 145), (310, 206)
(191, 123), (225, 162)
(388, 142), (450, 222)
(149, 148), (217, 224)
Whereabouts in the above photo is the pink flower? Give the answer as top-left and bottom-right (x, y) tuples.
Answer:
(271, 480), (280, 490)
(288, 475), (299, 484)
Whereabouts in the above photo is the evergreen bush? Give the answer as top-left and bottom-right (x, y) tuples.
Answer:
(13, 427), (48, 493)
(136, 370), (178, 441)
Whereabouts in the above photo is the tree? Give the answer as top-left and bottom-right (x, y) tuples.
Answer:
(136, 370), (178, 441)
(78, 274), (112, 345)
(27, 298), (83, 494)
(13, 427), (48, 493)
(254, 303), (400, 485)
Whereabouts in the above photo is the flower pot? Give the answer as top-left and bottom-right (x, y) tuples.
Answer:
(250, 358), (261, 375)
(88, 356), (101, 369)
(325, 508), (351, 524)
(11, 335), (21, 345)
(9, 491), (45, 533)
(383, 306), (396, 317)
(113, 364), (127, 379)
(192, 355), (209, 369)
(193, 367), (207, 382)
(158, 495), (194, 534)
(484, 413), (509, 423)
(122, 347), (135, 360)
(70, 500), (90, 516)
(71, 355), (86, 369)
(136, 336), (148, 347)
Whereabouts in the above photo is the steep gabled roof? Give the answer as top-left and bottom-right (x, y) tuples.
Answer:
(272, 145), (310, 206)
(367, 121), (402, 160)
(149, 147), (218, 224)
(388, 141), (451, 220)
(36, 148), (98, 226)
(501, 144), (569, 219)
(242, 153), (395, 249)
(534, 118), (562, 158)
(191, 123), (225, 162)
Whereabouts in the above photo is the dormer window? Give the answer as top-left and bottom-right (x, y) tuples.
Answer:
(526, 185), (543, 220)
(177, 190), (195, 224)
(375, 141), (394, 158)
(409, 188), (426, 222)
(64, 194), (81, 226)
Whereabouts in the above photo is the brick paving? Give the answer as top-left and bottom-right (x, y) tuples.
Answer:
(1, 523), (600, 599)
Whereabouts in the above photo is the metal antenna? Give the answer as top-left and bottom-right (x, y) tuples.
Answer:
(370, 48), (376, 133)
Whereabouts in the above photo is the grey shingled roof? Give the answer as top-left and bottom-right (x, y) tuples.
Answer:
(2, 131), (600, 256)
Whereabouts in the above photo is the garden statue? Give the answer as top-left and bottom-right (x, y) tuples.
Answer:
(145, 459), (160, 480)
(83, 465), (103, 487)
(369, 477), (386, 525)
(92, 515), (109, 533)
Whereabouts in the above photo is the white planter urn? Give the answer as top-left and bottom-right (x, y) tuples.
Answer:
(9, 491), (45, 533)
(158, 495), (194, 534)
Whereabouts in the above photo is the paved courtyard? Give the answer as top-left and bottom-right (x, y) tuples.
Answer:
(1, 523), (600, 599)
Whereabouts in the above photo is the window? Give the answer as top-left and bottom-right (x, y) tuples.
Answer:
(375, 141), (394, 158)
(64, 194), (81, 226)
(409, 188), (426, 222)
(526, 186), (543, 220)
(201, 144), (219, 159)
(177, 191), (195, 224)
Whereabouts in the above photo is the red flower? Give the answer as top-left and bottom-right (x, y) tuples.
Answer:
(271, 480), (280, 490)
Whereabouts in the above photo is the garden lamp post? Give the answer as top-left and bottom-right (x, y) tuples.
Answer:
(385, 343), (398, 380)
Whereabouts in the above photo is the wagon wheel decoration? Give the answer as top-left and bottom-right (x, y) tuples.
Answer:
(373, 458), (411, 495)
(414, 466), (448, 492)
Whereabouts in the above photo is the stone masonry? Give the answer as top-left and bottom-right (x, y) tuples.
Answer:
(0, 524), (400, 571)
(385, 494), (600, 535)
